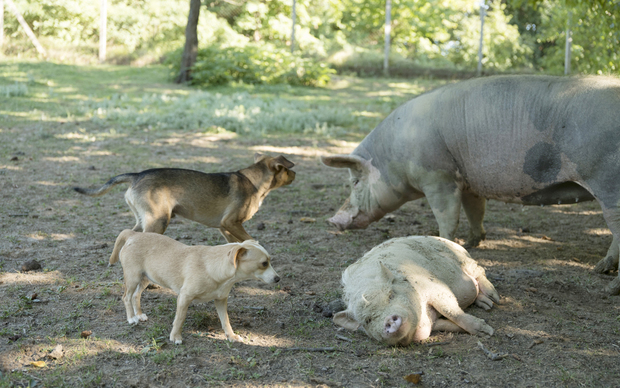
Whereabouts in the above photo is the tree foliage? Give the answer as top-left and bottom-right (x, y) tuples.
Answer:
(4, 0), (619, 75)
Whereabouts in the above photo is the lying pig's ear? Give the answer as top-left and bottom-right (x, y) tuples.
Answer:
(321, 154), (367, 173)
(333, 310), (360, 331)
(379, 262), (395, 284)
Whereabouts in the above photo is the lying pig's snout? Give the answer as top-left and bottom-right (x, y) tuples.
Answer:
(384, 315), (402, 334)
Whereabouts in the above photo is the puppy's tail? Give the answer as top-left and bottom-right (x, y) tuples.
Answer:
(73, 173), (138, 197)
(109, 229), (134, 266)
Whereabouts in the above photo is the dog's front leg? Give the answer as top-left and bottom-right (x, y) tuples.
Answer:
(170, 293), (192, 345)
(219, 222), (253, 243)
(214, 297), (243, 342)
(219, 228), (242, 243)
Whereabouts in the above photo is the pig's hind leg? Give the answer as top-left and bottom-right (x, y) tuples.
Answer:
(474, 275), (499, 311)
(431, 294), (494, 337)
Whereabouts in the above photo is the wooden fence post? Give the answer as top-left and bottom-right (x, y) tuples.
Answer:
(564, 11), (572, 75)
(5, 0), (46, 56)
(0, 0), (4, 50)
(477, 2), (485, 77)
(290, 0), (296, 53)
(100, 0), (107, 62)
(384, 0), (391, 77)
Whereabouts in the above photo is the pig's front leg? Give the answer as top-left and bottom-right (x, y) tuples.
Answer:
(593, 236), (619, 274)
(430, 295), (494, 337)
(461, 192), (487, 248)
(423, 179), (462, 242)
(432, 319), (466, 333)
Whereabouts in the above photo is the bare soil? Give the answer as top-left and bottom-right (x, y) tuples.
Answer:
(1, 127), (619, 387)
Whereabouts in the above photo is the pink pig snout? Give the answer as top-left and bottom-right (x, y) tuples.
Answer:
(328, 199), (375, 231)
(384, 315), (402, 335)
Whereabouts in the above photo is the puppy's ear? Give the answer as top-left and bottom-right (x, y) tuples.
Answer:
(269, 155), (295, 171)
(229, 246), (247, 268)
(254, 153), (267, 163)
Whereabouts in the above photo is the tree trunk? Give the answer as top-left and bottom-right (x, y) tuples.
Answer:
(175, 0), (201, 84)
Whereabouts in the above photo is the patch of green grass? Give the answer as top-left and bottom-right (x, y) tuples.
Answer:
(150, 347), (182, 365)
(143, 323), (169, 341)
(288, 317), (330, 338)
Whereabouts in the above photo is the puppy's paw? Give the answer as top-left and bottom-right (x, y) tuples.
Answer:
(226, 333), (244, 343)
(170, 333), (183, 345)
(127, 316), (140, 325)
(137, 314), (148, 322)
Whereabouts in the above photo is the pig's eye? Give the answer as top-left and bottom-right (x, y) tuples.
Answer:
(352, 179), (360, 186)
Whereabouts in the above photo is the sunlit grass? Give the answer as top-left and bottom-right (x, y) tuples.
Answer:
(0, 61), (444, 137)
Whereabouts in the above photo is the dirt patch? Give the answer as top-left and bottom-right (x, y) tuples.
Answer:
(1, 127), (619, 387)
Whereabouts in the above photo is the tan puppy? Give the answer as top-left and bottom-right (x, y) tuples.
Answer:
(74, 153), (295, 242)
(109, 229), (280, 344)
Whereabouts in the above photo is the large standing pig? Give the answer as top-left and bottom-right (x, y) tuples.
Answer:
(334, 236), (498, 345)
(322, 75), (620, 294)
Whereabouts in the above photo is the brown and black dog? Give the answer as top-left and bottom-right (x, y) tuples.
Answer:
(74, 153), (295, 242)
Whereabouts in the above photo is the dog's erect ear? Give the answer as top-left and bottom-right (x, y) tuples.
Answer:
(269, 155), (295, 171)
(229, 246), (247, 268)
(254, 153), (267, 163)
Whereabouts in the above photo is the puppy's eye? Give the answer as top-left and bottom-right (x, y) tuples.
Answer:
(262, 261), (268, 268)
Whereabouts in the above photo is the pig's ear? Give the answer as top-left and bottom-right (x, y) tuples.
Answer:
(379, 262), (395, 284)
(333, 310), (360, 331)
(321, 154), (367, 172)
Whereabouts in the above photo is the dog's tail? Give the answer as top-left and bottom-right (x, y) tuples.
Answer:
(73, 173), (138, 197)
(109, 229), (134, 266)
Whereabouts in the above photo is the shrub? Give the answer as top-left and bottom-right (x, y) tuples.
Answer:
(184, 43), (334, 87)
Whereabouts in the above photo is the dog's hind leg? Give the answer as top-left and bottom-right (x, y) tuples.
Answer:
(122, 277), (141, 324)
(131, 277), (150, 322)
(214, 297), (243, 342)
(170, 293), (192, 345)
(125, 191), (144, 232)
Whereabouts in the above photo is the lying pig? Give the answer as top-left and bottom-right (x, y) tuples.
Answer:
(334, 236), (498, 345)
(322, 75), (620, 294)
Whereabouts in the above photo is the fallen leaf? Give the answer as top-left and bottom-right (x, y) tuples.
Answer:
(305, 291), (316, 296)
(300, 217), (316, 223)
(403, 372), (424, 384)
(81, 330), (92, 339)
(541, 235), (553, 241)
(31, 361), (46, 368)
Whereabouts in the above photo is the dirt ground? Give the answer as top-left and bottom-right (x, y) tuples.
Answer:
(1, 126), (620, 387)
